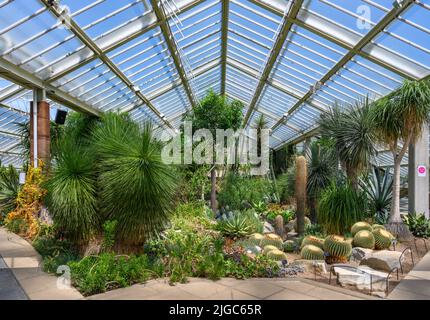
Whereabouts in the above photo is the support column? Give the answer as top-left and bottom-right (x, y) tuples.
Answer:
(29, 89), (50, 168)
(408, 125), (429, 217)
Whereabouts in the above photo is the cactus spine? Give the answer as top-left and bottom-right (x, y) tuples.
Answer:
(373, 228), (393, 250)
(301, 235), (324, 250)
(267, 249), (288, 261)
(351, 221), (372, 236)
(301, 245), (325, 260)
(353, 230), (375, 249)
(260, 233), (283, 249)
(324, 235), (352, 263)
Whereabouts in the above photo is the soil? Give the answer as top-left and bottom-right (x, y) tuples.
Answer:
(286, 237), (430, 297)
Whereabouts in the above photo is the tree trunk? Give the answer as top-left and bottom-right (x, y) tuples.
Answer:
(390, 159), (402, 223)
(210, 167), (217, 212)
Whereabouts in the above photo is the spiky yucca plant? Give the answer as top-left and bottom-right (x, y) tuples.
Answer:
(0, 165), (20, 215)
(44, 138), (99, 241)
(91, 113), (177, 244)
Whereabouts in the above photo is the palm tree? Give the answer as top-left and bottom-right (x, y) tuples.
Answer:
(319, 97), (376, 188)
(371, 80), (430, 223)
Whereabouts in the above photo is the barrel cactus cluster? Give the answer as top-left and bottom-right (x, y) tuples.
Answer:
(350, 221), (394, 250)
(248, 233), (265, 246)
(260, 233), (283, 250)
(300, 235), (324, 250)
(267, 249), (288, 261)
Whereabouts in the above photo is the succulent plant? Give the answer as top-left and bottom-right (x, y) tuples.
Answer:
(351, 221), (373, 236)
(300, 244), (325, 260)
(248, 233), (264, 246)
(301, 235), (324, 249)
(283, 240), (296, 252)
(373, 228), (394, 250)
(267, 249), (288, 261)
(260, 233), (283, 250)
(324, 235), (352, 262)
(372, 224), (386, 231)
(263, 245), (279, 255)
(353, 230), (375, 249)
(293, 216), (311, 231)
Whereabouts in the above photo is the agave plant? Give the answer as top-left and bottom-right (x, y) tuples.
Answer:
(360, 167), (393, 225)
(216, 209), (263, 238)
(91, 113), (177, 244)
(0, 165), (20, 216)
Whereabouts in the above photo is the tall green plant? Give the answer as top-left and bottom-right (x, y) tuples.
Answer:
(318, 181), (367, 235)
(92, 113), (177, 244)
(360, 167), (393, 224)
(319, 97), (376, 188)
(44, 138), (99, 241)
(0, 165), (20, 215)
(371, 80), (430, 223)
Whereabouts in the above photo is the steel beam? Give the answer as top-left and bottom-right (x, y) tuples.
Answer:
(243, 0), (304, 126)
(41, 0), (173, 129)
(150, 0), (197, 108)
(271, 0), (415, 132)
(220, 0), (229, 95)
(273, 126), (319, 151)
(0, 56), (101, 116)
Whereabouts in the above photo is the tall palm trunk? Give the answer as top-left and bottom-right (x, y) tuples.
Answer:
(390, 158), (402, 223)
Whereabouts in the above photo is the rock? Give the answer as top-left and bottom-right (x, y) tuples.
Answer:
(292, 259), (328, 274)
(263, 221), (275, 234)
(286, 232), (298, 240)
(333, 265), (387, 293)
(352, 247), (406, 272)
(360, 250), (406, 272)
(274, 215), (284, 237)
(285, 220), (295, 233)
(245, 245), (262, 255)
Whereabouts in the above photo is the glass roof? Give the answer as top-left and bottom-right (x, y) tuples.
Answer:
(1, 0), (430, 168)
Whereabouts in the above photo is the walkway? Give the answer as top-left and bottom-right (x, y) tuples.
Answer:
(88, 277), (375, 300)
(388, 249), (430, 300)
(0, 227), (83, 300)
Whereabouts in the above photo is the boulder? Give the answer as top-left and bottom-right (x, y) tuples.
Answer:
(245, 245), (262, 255)
(263, 221), (275, 234)
(333, 264), (387, 293)
(285, 220), (295, 233)
(291, 259), (327, 274)
(352, 247), (406, 272)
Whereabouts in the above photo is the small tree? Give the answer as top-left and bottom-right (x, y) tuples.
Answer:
(371, 80), (430, 223)
(183, 90), (243, 212)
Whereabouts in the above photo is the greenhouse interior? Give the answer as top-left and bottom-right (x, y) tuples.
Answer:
(0, 0), (430, 303)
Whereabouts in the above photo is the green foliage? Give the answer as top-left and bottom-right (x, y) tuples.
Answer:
(372, 228), (394, 250)
(304, 223), (325, 237)
(252, 201), (268, 215)
(402, 212), (430, 238)
(101, 220), (118, 252)
(218, 173), (274, 210)
(69, 253), (155, 295)
(360, 167), (392, 224)
(300, 245), (325, 260)
(178, 165), (210, 201)
(353, 230), (375, 249)
(319, 97), (376, 184)
(351, 221), (373, 236)
(216, 209), (263, 238)
(266, 209), (294, 222)
(44, 137), (99, 241)
(318, 181), (367, 235)
(275, 166), (296, 202)
(33, 235), (78, 274)
(323, 235), (352, 260)
(5, 217), (27, 234)
(0, 165), (20, 216)
(92, 113), (177, 244)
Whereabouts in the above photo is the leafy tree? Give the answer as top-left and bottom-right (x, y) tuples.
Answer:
(371, 80), (430, 223)
(183, 90), (244, 211)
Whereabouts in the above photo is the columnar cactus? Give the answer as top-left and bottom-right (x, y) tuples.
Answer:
(274, 215), (284, 237)
(351, 221), (372, 236)
(353, 230), (375, 249)
(300, 244), (325, 260)
(324, 235), (352, 263)
(373, 228), (394, 250)
(260, 233), (283, 249)
(295, 156), (307, 235)
(301, 235), (324, 250)
(267, 249), (288, 261)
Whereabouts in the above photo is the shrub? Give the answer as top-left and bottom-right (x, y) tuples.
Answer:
(0, 165), (20, 216)
(402, 212), (430, 238)
(218, 173), (274, 210)
(318, 181), (367, 235)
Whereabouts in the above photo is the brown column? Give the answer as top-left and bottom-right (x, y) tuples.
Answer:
(37, 100), (50, 167)
(29, 102), (34, 166)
